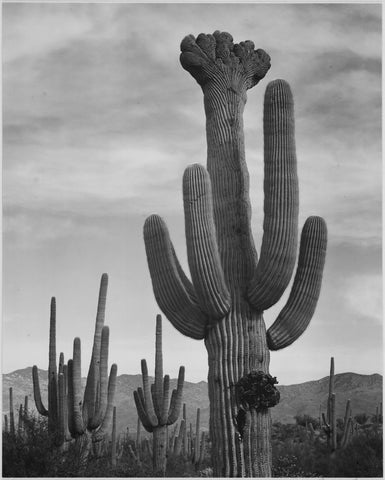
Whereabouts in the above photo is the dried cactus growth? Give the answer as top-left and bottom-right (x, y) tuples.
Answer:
(133, 314), (185, 476)
(144, 30), (327, 477)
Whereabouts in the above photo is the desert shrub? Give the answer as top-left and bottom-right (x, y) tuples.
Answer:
(294, 414), (319, 429)
(354, 412), (369, 425)
(272, 421), (383, 478)
(2, 415), (63, 477)
(273, 453), (317, 477)
(329, 429), (383, 477)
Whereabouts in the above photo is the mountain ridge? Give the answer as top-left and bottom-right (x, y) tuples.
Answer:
(3, 367), (382, 435)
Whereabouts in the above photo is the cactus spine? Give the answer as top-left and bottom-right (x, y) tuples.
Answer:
(144, 31), (327, 477)
(133, 314), (185, 475)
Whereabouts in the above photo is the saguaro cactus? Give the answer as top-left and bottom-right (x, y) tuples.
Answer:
(32, 274), (117, 455)
(133, 315), (185, 476)
(67, 274), (118, 446)
(144, 31), (327, 477)
(9, 387), (15, 436)
(32, 297), (63, 439)
(322, 357), (352, 452)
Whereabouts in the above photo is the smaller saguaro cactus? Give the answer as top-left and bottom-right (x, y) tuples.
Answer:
(32, 297), (67, 444)
(321, 357), (353, 452)
(133, 314), (185, 476)
(32, 273), (117, 455)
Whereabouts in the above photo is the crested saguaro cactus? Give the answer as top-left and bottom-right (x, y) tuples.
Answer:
(144, 31), (327, 477)
(133, 315), (185, 476)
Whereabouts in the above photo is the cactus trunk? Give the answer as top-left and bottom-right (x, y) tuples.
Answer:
(153, 425), (167, 476)
(206, 309), (271, 476)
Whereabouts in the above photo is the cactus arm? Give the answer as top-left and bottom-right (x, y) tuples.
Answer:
(32, 366), (49, 416)
(84, 273), (108, 425)
(67, 359), (76, 437)
(89, 326), (110, 428)
(134, 390), (154, 433)
(340, 399), (352, 448)
(167, 366), (185, 425)
(141, 359), (158, 427)
(331, 393), (337, 451)
(341, 417), (353, 448)
(160, 375), (170, 425)
(154, 315), (164, 415)
(72, 337), (86, 436)
(172, 245), (197, 300)
(111, 406), (117, 468)
(58, 372), (65, 445)
(183, 164), (231, 319)
(328, 357), (335, 424)
(194, 408), (201, 464)
(267, 216), (327, 350)
(173, 419), (185, 456)
(48, 297), (58, 431)
(94, 363), (118, 441)
(248, 80), (299, 311)
(144, 214), (207, 340)
(58, 352), (64, 375)
(9, 388), (15, 435)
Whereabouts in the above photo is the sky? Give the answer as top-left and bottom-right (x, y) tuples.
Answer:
(2, 2), (382, 386)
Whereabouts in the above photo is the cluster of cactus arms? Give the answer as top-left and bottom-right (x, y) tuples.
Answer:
(32, 274), (117, 452)
(144, 30), (327, 477)
(322, 357), (353, 452)
(133, 314), (185, 476)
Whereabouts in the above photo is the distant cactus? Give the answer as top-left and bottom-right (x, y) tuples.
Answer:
(32, 297), (66, 443)
(134, 314), (185, 475)
(144, 30), (327, 476)
(67, 274), (117, 447)
(9, 387), (15, 436)
(321, 357), (353, 452)
(32, 274), (117, 457)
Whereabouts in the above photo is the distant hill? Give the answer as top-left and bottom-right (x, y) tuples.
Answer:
(3, 367), (382, 435)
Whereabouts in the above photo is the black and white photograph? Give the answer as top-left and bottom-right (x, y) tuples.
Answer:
(2, 2), (382, 477)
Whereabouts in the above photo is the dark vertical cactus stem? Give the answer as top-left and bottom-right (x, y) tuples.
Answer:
(144, 31), (327, 477)
(133, 315), (185, 476)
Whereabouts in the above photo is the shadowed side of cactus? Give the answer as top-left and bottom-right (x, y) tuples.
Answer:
(133, 315), (185, 476)
(144, 31), (327, 477)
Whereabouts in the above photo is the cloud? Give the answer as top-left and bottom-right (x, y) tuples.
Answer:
(2, 3), (382, 383)
(343, 274), (382, 324)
